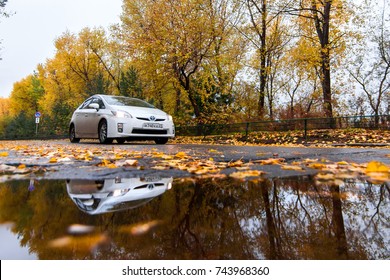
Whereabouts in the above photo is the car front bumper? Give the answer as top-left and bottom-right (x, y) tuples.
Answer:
(107, 117), (175, 139)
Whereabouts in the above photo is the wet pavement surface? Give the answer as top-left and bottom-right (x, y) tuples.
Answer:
(0, 140), (389, 260)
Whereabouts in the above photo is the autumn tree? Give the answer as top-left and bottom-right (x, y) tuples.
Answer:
(348, 0), (390, 126)
(240, 0), (291, 119)
(4, 73), (44, 137)
(37, 28), (127, 132)
(9, 73), (44, 117)
(278, 36), (324, 119)
(120, 0), (244, 123)
(281, 0), (353, 121)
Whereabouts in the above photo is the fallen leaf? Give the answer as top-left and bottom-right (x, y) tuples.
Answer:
(124, 159), (138, 167)
(229, 170), (264, 179)
(119, 220), (162, 236)
(366, 161), (389, 173)
(281, 165), (304, 171)
(175, 152), (188, 159)
(67, 224), (95, 235)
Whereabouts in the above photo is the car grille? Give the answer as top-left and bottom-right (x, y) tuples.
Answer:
(132, 129), (168, 135)
(134, 183), (165, 190)
(136, 117), (166, 121)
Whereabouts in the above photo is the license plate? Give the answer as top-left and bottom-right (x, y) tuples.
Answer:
(141, 176), (162, 182)
(143, 123), (163, 129)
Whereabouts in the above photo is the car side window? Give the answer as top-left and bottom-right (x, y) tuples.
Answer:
(94, 98), (106, 109)
(80, 98), (93, 109)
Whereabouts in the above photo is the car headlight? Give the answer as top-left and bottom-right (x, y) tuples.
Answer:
(109, 188), (130, 197)
(167, 114), (173, 121)
(112, 110), (132, 118)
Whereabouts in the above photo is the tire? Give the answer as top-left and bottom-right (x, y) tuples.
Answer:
(98, 120), (113, 144)
(69, 124), (80, 143)
(154, 138), (168, 145)
(117, 138), (126, 144)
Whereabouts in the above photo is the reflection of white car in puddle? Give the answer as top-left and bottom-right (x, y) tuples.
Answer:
(66, 177), (173, 215)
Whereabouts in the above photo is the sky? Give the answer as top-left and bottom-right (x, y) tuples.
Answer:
(0, 0), (123, 98)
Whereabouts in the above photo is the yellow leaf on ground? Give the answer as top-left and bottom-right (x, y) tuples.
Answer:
(175, 152), (188, 159)
(256, 158), (285, 165)
(49, 157), (58, 163)
(124, 159), (138, 167)
(308, 163), (326, 169)
(0, 152), (9, 157)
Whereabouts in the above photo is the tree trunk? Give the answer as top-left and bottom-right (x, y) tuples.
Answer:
(258, 1), (267, 119)
(312, 1), (334, 125)
(331, 185), (348, 259)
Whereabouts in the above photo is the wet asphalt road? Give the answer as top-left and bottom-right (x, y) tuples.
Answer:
(1, 140), (389, 180)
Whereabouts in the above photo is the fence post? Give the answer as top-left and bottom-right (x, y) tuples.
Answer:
(245, 122), (250, 141)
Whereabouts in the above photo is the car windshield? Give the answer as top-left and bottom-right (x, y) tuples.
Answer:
(103, 96), (155, 108)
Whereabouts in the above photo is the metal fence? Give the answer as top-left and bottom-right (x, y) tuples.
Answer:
(176, 115), (390, 137)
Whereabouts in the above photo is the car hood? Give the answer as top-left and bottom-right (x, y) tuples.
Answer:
(110, 105), (167, 118)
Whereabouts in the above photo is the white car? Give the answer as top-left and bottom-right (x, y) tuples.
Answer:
(66, 177), (173, 215)
(69, 94), (175, 144)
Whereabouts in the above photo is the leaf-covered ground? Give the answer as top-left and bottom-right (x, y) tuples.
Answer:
(0, 132), (389, 184)
(172, 128), (390, 147)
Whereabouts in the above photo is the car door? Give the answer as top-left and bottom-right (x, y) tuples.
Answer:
(74, 98), (102, 137)
(85, 97), (105, 137)
(73, 98), (93, 137)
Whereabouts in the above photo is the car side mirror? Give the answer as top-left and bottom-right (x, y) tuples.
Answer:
(88, 103), (100, 111)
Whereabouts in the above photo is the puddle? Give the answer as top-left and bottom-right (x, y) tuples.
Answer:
(0, 176), (388, 260)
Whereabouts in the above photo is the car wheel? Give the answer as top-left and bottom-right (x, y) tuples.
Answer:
(117, 138), (126, 144)
(69, 124), (80, 143)
(154, 138), (168, 145)
(98, 120), (113, 144)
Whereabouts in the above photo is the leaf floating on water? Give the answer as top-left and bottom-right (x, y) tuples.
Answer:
(67, 224), (95, 235)
(119, 220), (162, 236)
(48, 234), (108, 251)
(48, 157), (58, 163)
(49, 236), (72, 248)
(366, 161), (389, 173)
(0, 164), (16, 172)
(0, 152), (9, 157)
(365, 161), (390, 183)
(229, 170), (264, 179)
(315, 173), (336, 181)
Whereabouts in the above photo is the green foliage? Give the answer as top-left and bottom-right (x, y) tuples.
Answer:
(119, 66), (143, 98)
(3, 111), (35, 138)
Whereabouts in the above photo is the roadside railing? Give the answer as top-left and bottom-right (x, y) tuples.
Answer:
(176, 115), (390, 137)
